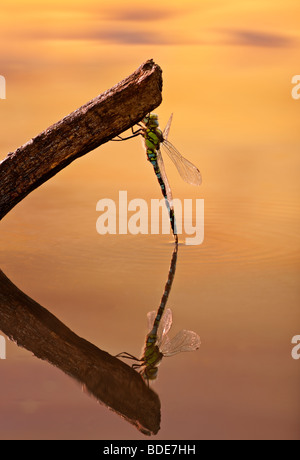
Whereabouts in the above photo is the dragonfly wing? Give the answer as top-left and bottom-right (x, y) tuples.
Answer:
(162, 140), (202, 186)
(157, 308), (173, 347)
(160, 329), (201, 357)
(163, 113), (173, 141)
(147, 308), (173, 344)
(156, 148), (174, 207)
(147, 311), (157, 333)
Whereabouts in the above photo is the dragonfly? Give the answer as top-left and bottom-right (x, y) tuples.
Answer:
(113, 113), (202, 242)
(117, 308), (201, 382)
(116, 243), (201, 382)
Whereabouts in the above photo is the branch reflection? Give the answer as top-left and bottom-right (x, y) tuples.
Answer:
(0, 269), (160, 436)
(0, 241), (199, 435)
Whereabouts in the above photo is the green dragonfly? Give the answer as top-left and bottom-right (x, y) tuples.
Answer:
(117, 307), (201, 382)
(116, 243), (201, 382)
(140, 307), (201, 381)
(113, 113), (202, 242)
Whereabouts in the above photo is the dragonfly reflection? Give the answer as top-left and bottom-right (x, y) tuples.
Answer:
(117, 243), (201, 382)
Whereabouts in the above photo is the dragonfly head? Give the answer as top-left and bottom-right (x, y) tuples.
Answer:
(143, 113), (159, 128)
(142, 365), (159, 381)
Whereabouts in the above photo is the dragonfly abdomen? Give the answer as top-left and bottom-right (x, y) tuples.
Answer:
(147, 243), (178, 346)
(147, 156), (177, 236)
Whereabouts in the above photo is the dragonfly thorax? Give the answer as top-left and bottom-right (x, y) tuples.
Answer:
(143, 343), (163, 365)
(145, 128), (163, 151)
(141, 343), (163, 381)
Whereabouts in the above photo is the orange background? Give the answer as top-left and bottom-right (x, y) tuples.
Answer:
(0, 0), (299, 439)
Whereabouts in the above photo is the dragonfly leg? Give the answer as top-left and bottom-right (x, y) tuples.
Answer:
(115, 351), (141, 361)
(111, 127), (143, 142)
(139, 370), (150, 387)
(131, 123), (143, 135)
(132, 362), (144, 370)
(111, 135), (125, 141)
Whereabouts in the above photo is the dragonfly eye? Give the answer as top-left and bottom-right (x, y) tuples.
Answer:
(144, 366), (158, 380)
(143, 113), (159, 128)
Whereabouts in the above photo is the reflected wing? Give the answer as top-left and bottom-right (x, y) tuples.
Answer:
(147, 311), (156, 333)
(157, 308), (173, 348)
(147, 308), (173, 347)
(162, 140), (202, 186)
(163, 113), (173, 141)
(160, 330), (201, 357)
(156, 148), (174, 207)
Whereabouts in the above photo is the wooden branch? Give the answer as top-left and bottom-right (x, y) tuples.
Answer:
(0, 59), (163, 220)
(0, 269), (161, 436)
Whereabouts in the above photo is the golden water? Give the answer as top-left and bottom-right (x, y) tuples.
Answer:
(0, 0), (299, 439)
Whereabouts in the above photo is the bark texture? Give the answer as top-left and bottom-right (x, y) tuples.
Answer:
(0, 59), (162, 220)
